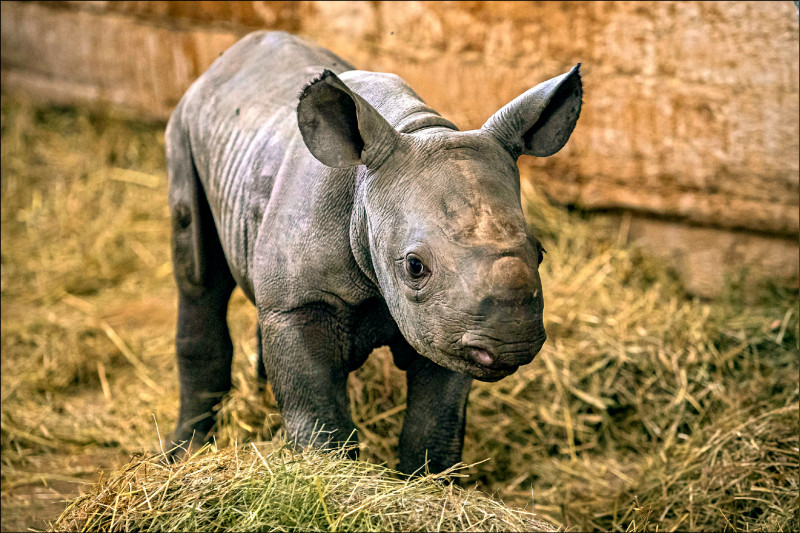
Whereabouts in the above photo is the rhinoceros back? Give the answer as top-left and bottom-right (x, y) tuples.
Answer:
(174, 31), (352, 290)
(173, 31), (456, 296)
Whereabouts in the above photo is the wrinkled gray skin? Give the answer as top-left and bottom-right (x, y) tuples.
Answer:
(166, 31), (582, 475)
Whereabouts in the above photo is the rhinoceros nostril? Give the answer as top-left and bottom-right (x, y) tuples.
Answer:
(491, 256), (529, 292)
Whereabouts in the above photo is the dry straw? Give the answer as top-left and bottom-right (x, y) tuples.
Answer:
(52, 442), (556, 532)
(1, 99), (797, 532)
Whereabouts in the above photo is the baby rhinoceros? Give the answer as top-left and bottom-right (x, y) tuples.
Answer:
(166, 31), (582, 474)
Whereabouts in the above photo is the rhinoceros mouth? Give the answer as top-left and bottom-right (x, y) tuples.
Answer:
(463, 345), (521, 369)
(462, 357), (520, 382)
(460, 331), (541, 364)
(450, 345), (520, 381)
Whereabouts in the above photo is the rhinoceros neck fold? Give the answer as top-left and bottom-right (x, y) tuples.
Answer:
(349, 167), (380, 290)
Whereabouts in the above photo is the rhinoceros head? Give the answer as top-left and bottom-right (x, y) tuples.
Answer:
(297, 66), (581, 381)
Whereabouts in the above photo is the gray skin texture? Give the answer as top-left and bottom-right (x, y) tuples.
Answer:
(166, 31), (582, 475)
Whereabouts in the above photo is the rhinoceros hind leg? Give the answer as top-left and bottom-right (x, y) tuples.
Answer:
(256, 324), (267, 394)
(167, 117), (236, 456)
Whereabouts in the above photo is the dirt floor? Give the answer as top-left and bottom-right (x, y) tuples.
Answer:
(1, 100), (798, 532)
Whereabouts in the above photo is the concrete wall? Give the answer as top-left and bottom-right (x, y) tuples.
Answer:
(2, 1), (797, 295)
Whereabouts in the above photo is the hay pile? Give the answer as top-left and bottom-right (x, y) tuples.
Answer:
(51, 443), (555, 532)
(1, 99), (798, 532)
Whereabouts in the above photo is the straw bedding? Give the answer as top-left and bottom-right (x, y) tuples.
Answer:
(52, 443), (556, 532)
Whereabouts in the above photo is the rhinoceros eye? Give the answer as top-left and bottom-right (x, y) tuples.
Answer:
(406, 254), (426, 278)
(537, 243), (547, 265)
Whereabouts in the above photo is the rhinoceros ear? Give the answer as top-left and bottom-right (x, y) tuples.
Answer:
(482, 64), (582, 158)
(297, 70), (400, 169)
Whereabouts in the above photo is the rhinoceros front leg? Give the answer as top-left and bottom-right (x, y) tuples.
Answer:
(259, 306), (358, 457)
(392, 338), (473, 476)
